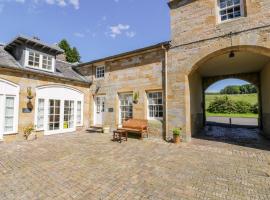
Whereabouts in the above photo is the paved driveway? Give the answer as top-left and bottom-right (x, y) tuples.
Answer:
(0, 132), (270, 200)
(206, 116), (258, 127)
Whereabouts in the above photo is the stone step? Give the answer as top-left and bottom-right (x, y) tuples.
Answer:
(86, 126), (103, 133)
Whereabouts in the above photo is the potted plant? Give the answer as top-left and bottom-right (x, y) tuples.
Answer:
(173, 128), (182, 144)
(23, 124), (35, 140)
(133, 92), (139, 104)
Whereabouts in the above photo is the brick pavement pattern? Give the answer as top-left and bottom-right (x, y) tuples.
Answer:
(0, 131), (270, 200)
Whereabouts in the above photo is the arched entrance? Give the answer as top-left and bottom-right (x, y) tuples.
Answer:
(0, 79), (20, 140)
(187, 46), (270, 143)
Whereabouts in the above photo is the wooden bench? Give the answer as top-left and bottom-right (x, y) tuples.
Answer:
(118, 119), (148, 139)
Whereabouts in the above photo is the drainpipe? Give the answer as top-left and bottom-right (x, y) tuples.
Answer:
(162, 45), (169, 141)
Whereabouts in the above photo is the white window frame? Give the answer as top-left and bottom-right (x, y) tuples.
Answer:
(118, 93), (133, 125)
(35, 85), (84, 135)
(147, 91), (164, 120)
(25, 49), (55, 73)
(217, 0), (245, 23)
(96, 66), (105, 79)
(0, 79), (20, 138)
(76, 101), (83, 126)
(42, 55), (53, 71)
(36, 98), (45, 130)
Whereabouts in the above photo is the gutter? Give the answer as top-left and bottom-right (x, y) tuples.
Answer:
(75, 41), (170, 68)
(0, 64), (91, 86)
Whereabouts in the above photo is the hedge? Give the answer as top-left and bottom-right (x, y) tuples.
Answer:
(207, 96), (258, 114)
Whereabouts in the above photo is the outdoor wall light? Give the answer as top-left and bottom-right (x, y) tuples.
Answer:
(229, 51), (235, 58)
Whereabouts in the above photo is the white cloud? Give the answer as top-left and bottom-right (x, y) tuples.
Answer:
(108, 24), (136, 39)
(109, 24), (130, 38)
(0, 0), (80, 10)
(126, 31), (136, 38)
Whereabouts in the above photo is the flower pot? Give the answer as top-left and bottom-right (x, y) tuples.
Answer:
(103, 127), (110, 134)
(173, 135), (181, 144)
(133, 100), (138, 104)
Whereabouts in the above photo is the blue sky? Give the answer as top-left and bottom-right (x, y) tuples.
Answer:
(0, 0), (170, 61)
(0, 0), (247, 90)
(206, 79), (249, 93)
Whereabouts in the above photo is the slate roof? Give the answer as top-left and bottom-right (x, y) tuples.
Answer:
(5, 35), (64, 55)
(0, 45), (90, 84)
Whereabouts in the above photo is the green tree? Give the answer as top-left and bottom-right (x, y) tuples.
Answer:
(58, 39), (81, 63)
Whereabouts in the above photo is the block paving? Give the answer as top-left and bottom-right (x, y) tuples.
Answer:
(0, 130), (270, 200)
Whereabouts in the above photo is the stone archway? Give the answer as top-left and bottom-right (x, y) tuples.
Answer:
(186, 45), (270, 139)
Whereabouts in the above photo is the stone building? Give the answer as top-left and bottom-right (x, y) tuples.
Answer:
(75, 43), (169, 138)
(0, 36), (91, 142)
(1, 0), (270, 142)
(167, 0), (270, 141)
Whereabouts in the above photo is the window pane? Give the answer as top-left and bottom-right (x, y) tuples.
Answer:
(4, 97), (15, 132)
(148, 92), (163, 119)
(37, 99), (45, 129)
(119, 94), (133, 123)
(77, 101), (82, 125)
(219, 0), (243, 22)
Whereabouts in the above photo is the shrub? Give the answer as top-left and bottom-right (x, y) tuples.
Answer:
(235, 101), (252, 113)
(251, 103), (259, 114)
(207, 96), (258, 114)
(172, 128), (182, 136)
(207, 96), (237, 114)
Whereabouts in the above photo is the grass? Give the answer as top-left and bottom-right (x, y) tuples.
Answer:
(205, 93), (259, 118)
(206, 112), (258, 118)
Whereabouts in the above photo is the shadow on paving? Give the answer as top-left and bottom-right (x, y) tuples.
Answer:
(194, 124), (270, 151)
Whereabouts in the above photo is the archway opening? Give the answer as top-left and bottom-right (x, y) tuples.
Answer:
(188, 47), (270, 148)
(205, 78), (259, 127)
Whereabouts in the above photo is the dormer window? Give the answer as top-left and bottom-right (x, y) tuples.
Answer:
(25, 50), (55, 72)
(42, 55), (53, 71)
(218, 0), (244, 22)
(28, 52), (40, 68)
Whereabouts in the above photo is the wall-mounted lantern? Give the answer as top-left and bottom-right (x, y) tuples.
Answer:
(26, 87), (33, 111)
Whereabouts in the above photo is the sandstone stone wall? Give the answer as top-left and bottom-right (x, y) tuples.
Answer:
(0, 69), (90, 142)
(77, 48), (166, 138)
(168, 0), (270, 141)
(170, 0), (270, 47)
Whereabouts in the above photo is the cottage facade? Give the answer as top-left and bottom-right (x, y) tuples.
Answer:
(1, 0), (270, 142)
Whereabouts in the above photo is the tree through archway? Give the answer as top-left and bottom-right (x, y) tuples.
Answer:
(205, 78), (259, 128)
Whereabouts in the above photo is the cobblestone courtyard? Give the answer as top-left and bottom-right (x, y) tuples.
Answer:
(0, 131), (270, 200)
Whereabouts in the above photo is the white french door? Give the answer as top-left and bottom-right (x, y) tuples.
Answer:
(94, 96), (105, 125)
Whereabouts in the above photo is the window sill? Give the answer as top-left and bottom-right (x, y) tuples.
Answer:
(3, 132), (18, 136)
(25, 66), (54, 73)
(216, 16), (245, 26)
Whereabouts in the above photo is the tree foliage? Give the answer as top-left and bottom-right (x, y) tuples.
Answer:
(207, 96), (258, 114)
(220, 84), (257, 94)
(58, 39), (81, 63)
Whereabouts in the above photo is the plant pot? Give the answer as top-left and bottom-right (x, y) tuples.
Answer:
(103, 127), (110, 134)
(173, 135), (181, 144)
(133, 100), (138, 104)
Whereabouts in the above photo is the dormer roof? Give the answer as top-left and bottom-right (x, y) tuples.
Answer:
(4, 35), (64, 55)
